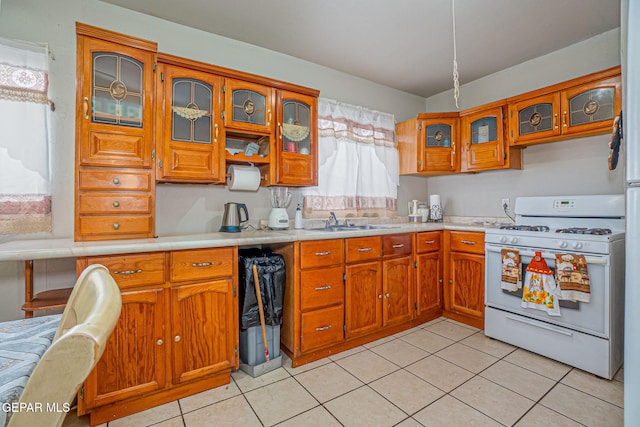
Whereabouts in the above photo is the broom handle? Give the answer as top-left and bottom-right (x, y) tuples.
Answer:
(252, 264), (270, 362)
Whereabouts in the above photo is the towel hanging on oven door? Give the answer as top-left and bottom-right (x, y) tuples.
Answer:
(500, 248), (522, 291)
(555, 254), (591, 303)
(521, 251), (561, 316)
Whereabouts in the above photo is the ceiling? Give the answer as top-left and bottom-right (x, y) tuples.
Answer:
(99, 0), (621, 98)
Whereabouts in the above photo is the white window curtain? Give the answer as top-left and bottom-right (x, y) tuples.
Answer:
(303, 98), (399, 218)
(0, 38), (53, 234)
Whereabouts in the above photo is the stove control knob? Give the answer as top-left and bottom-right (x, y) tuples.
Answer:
(499, 236), (507, 243)
(509, 237), (518, 244)
(558, 241), (569, 249)
(572, 242), (583, 250)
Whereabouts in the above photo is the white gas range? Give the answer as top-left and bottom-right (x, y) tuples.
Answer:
(484, 194), (625, 379)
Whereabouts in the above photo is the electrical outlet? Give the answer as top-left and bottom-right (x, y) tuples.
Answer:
(501, 198), (510, 211)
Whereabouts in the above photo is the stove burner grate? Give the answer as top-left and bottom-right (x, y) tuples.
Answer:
(499, 225), (550, 232)
(555, 227), (612, 235)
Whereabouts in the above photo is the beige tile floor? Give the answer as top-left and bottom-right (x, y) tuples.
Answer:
(63, 317), (624, 427)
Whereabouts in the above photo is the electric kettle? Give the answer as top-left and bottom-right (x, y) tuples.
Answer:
(219, 202), (249, 232)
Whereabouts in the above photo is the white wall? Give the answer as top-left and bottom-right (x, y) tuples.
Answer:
(423, 29), (624, 217)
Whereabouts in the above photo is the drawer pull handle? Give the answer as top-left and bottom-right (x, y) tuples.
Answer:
(424, 240), (435, 244)
(392, 244), (405, 248)
(112, 223), (120, 230)
(315, 325), (332, 332)
(113, 201), (120, 208)
(83, 97), (89, 119)
(214, 123), (219, 142)
(192, 262), (216, 267)
(357, 247), (372, 252)
(156, 339), (163, 346)
(112, 177), (120, 185)
(461, 240), (477, 245)
(314, 285), (332, 291)
(113, 269), (142, 275)
(278, 122), (283, 139)
(315, 251), (332, 256)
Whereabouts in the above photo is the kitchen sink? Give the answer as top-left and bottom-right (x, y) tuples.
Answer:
(305, 224), (398, 232)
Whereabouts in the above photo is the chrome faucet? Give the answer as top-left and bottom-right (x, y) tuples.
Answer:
(328, 211), (338, 226)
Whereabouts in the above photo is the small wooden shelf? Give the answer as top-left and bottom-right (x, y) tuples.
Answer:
(22, 288), (73, 313)
(22, 260), (73, 318)
(225, 152), (270, 164)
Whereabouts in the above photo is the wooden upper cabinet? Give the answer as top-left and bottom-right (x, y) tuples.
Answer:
(508, 66), (621, 146)
(223, 79), (274, 134)
(156, 62), (225, 183)
(560, 74), (621, 136)
(508, 92), (561, 144)
(76, 29), (156, 168)
(460, 103), (506, 172)
(274, 91), (318, 186)
(397, 113), (459, 176)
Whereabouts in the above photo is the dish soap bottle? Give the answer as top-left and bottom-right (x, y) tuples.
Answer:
(294, 204), (304, 229)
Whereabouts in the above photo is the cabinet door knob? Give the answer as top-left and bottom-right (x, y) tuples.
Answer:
(385, 293), (390, 298)
(113, 223), (120, 230)
(112, 177), (120, 185)
(378, 294), (383, 299)
(156, 339), (163, 346)
(449, 279), (453, 284)
(113, 201), (120, 208)
(174, 335), (181, 343)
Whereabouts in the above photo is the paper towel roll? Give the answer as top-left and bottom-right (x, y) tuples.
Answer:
(227, 165), (261, 191)
(429, 194), (443, 221)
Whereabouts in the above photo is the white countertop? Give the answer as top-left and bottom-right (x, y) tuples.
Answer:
(0, 221), (494, 262)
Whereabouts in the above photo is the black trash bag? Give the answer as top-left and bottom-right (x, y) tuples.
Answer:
(238, 249), (286, 329)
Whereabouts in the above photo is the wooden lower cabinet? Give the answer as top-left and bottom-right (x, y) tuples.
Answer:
(414, 231), (443, 323)
(345, 260), (383, 338)
(76, 247), (238, 426)
(282, 233), (433, 367)
(443, 230), (485, 329)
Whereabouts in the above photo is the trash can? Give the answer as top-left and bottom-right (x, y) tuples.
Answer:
(238, 248), (286, 376)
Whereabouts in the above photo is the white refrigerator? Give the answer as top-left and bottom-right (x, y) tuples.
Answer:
(623, 0), (639, 425)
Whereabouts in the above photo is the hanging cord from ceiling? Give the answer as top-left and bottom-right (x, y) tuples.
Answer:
(452, 0), (460, 108)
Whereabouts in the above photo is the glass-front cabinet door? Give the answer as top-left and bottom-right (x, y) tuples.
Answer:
(560, 76), (621, 136)
(275, 91), (317, 186)
(78, 37), (155, 168)
(460, 105), (506, 172)
(419, 116), (458, 173)
(223, 79), (274, 134)
(508, 93), (561, 145)
(156, 64), (224, 183)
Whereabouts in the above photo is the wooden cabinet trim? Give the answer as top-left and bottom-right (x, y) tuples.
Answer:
(76, 22), (157, 52)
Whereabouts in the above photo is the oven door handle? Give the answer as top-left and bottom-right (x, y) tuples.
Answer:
(505, 314), (573, 336)
(485, 245), (608, 265)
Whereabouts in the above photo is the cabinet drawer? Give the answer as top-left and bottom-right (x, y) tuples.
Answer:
(79, 169), (152, 191)
(346, 236), (381, 263)
(171, 247), (234, 282)
(301, 266), (344, 311)
(449, 231), (485, 254)
(86, 252), (166, 289)
(301, 305), (344, 353)
(78, 193), (152, 214)
(300, 239), (344, 269)
(78, 215), (153, 237)
(383, 234), (412, 256)
(416, 231), (441, 253)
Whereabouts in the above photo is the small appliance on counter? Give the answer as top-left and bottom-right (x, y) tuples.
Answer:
(408, 199), (421, 223)
(268, 187), (292, 229)
(219, 202), (249, 232)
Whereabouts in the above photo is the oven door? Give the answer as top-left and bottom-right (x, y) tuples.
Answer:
(485, 244), (610, 338)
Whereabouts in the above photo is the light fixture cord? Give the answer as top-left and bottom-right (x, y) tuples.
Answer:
(452, 0), (460, 108)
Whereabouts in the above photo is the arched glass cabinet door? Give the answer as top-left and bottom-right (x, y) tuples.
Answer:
(276, 91), (317, 186)
(561, 75), (621, 135)
(223, 79), (274, 134)
(157, 63), (225, 183)
(419, 116), (458, 173)
(460, 105), (505, 172)
(508, 93), (561, 145)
